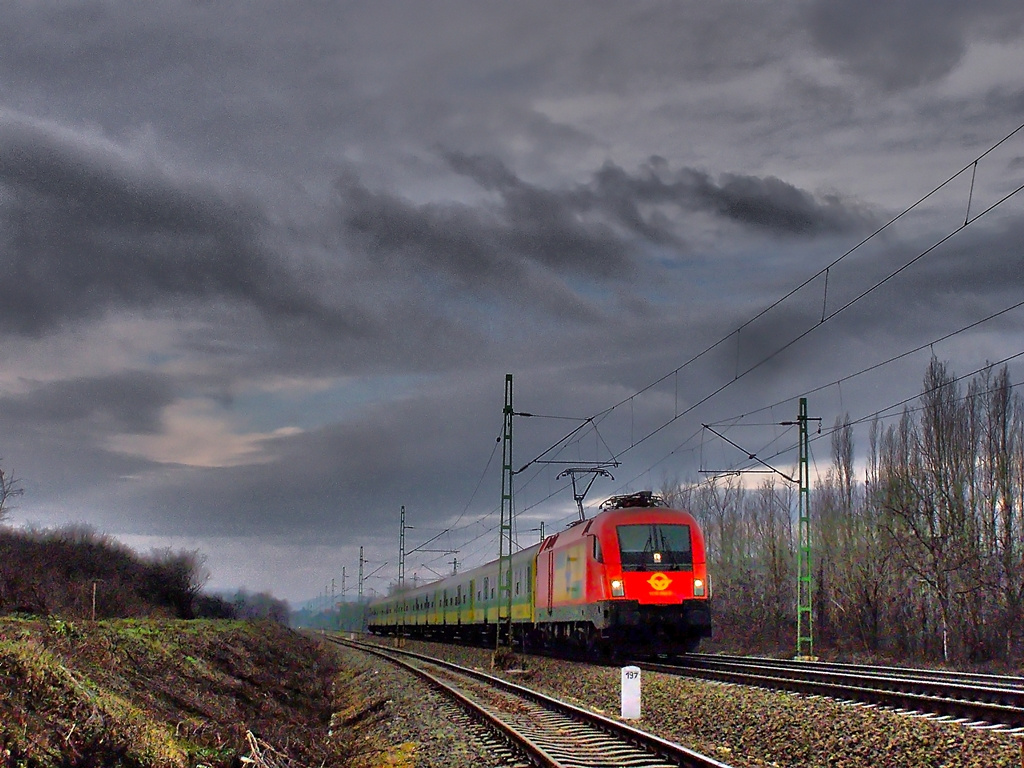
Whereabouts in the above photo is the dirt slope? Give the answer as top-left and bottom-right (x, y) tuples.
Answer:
(0, 618), (358, 767)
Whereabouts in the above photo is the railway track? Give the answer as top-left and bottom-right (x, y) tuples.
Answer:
(644, 652), (1024, 732)
(325, 635), (736, 768)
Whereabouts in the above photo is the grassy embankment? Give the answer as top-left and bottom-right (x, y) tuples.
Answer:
(0, 618), (403, 768)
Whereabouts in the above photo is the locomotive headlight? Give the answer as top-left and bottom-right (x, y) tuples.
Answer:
(611, 579), (625, 597)
(693, 579), (705, 597)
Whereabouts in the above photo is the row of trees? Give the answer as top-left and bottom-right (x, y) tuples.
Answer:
(0, 468), (292, 622)
(667, 359), (1024, 666)
(0, 523), (291, 621)
(0, 524), (210, 618)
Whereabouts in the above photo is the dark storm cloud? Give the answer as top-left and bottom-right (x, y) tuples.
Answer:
(805, 0), (1024, 90)
(336, 164), (634, 287)
(1, 371), (174, 435)
(583, 159), (871, 236)
(444, 151), (680, 247)
(337, 152), (869, 289)
(0, 114), (348, 336)
(0, 0), (1017, 602)
(0, 371), (176, 505)
(445, 151), (868, 239)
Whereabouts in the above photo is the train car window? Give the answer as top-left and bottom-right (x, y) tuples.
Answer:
(592, 535), (603, 563)
(617, 524), (692, 571)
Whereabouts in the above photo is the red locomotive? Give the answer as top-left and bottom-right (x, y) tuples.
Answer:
(366, 491), (712, 656)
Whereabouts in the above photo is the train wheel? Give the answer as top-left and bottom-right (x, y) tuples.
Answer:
(594, 637), (619, 663)
(571, 626), (591, 656)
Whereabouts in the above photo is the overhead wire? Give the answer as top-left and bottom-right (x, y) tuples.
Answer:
(418, 121), (1024, 575)
(692, 352), (1024, 494)
(607, 176), (1024, 463)
(581, 120), (1024, 425)
(698, 297), (1024, 428)
(522, 120), (1024, 479)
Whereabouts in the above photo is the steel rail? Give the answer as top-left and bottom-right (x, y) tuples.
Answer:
(328, 635), (736, 768)
(643, 655), (1024, 729)
(324, 634), (556, 766)
(688, 652), (1024, 694)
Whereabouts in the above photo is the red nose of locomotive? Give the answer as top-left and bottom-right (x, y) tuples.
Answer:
(595, 492), (712, 653)
(612, 569), (708, 604)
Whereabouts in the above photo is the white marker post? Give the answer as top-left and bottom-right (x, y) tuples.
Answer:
(621, 665), (641, 719)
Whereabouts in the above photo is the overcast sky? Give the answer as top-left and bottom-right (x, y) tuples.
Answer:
(1, 1), (1022, 605)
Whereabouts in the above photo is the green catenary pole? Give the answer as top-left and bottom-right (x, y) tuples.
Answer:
(497, 373), (515, 650)
(358, 545), (365, 632)
(796, 397), (814, 659)
(399, 505), (406, 589)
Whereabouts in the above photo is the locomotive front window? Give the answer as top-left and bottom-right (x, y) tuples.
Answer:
(617, 524), (692, 571)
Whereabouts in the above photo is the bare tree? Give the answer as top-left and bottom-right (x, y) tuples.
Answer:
(976, 365), (1024, 659)
(0, 465), (24, 524)
(146, 547), (211, 618)
(880, 360), (978, 662)
(748, 478), (791, 638)
(658, 362), (1024, 665)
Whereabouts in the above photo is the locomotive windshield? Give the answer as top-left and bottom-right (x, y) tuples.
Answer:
(617, 524), (692, 572)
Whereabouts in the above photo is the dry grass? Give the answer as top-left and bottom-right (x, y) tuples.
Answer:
(0, 618), (362, 767)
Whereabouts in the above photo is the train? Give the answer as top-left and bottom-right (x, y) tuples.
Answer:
(366, 491), (712, 656)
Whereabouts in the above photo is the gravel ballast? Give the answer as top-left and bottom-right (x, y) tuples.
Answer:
(333, 636), (1023, 768)
(329, 640), (516, 767)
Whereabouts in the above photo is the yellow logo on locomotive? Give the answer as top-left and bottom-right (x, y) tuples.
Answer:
(647, 572), (672, 592)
